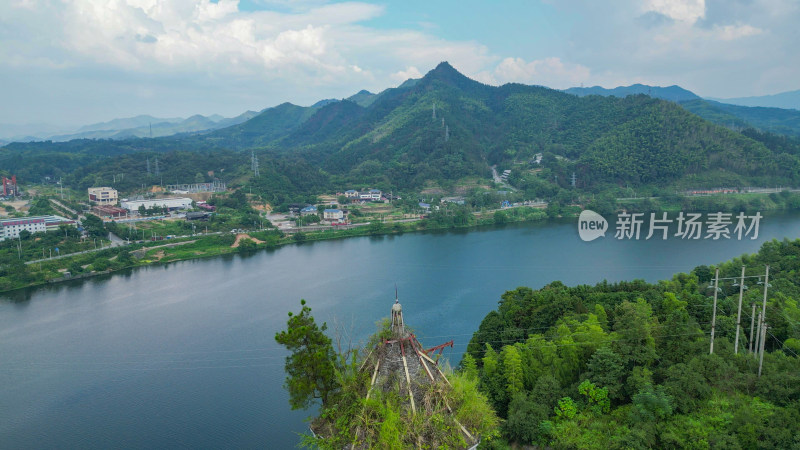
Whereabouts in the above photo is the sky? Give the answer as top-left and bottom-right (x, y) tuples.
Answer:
(1, 0), (799, 126)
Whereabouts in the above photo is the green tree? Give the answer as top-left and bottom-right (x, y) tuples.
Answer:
(502, 344), (524, 397)
(578, 380), (610, 414)
(460, 353), (479, 381)
(505, 392), (547, 445)
(275, 299), (339, 409)
(82, 213), (108, 238)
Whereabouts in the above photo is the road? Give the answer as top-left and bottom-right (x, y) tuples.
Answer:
(48, 198), (79, 218)
(490, 165), (515, 191)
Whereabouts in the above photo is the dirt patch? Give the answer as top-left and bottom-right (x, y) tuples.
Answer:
(231, 233), (265, 248)
(152, 250), (165, 260)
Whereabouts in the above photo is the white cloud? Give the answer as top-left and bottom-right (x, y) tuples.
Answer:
(486, 57), (591, 88)
(645, 0), (705, 23)
(391, 66), (422, 82)
(714, 23), (762, 41)
(1, 0), (798, 124)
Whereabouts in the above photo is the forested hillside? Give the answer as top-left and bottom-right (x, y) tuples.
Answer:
(3, 62), (800, 195)
(681, 99), (800, 137)
(465, 239), (800, 448)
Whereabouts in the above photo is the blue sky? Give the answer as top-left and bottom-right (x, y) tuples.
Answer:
(1, 0), (798, 127)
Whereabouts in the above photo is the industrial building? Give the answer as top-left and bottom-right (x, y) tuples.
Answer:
(93, 205), (128, 219)
(2, 175), (18, 197)
(0, 215), (76, 241)
(88, 187), (118, 205)
(120, 197), (193, 213)
(165, 180), (226, 193)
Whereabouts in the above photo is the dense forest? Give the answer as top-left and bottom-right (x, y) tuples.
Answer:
(464, 238), (800, 448)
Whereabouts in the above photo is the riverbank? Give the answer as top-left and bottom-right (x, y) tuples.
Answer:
(0, 205), (552, 294)
(3, 189), (799, 294)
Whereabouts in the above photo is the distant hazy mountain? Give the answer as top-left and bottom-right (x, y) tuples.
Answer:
(76, 115), (184, 133)
(0, 122), (75, 142)
(681, 99), (800, 136)
(347, 90), (377, 107)
(709, 89), (800, 111)
(311, 99), (340, 108)
(212, 110), (259, 129)
(564, 84), (700, 102)
(562, 84), (800, 136)
(3, 111), (261, 143)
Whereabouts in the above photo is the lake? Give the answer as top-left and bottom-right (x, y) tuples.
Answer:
(2, 213), (799, 448)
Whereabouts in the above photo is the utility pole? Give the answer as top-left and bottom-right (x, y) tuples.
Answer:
(734, 265), (745, 354)
(758, 322), (767, 377)
(710, 268), (719, 354)
(754, 311), (762, 359)
(749, 303), (756, 354)
(758, 265), (770, 355)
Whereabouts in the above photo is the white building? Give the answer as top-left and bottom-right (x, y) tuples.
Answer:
(0, 218), (46, 240)
(121, 197), (193, 213)
(0, 215), (76, 241)
(323, 209), (344, 221)
(344, 190), (359, 198)
(88, 187), (118, 205)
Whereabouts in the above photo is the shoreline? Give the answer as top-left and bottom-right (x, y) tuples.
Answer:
(0, 208), (552, 295)
(3, 199), (799, 295)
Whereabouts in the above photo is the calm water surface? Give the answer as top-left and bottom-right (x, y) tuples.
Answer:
(2, 213), (799, 448)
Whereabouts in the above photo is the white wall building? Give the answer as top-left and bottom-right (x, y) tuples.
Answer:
(88, 187), (118, 205)
(121, 197), (193, 213)
(0, 218), (46, 241)
(323, 209), (344, 221)
(0, 215), (76, 241)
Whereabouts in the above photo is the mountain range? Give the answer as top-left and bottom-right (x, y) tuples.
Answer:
(563, 84), (700, 102)
(561, 84), (800, 137)
(0, 111), (260, 144)
(3, 62), (800, 196)
(709, 89), (800, 110)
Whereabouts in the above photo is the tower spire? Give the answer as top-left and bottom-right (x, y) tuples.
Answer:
(391, 286), (405, 337)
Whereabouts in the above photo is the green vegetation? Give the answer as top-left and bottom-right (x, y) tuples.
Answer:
(682, 99), (800, 137)
(466, 238), (800, 448)
(275, 302), (500, 449)
(275, 300), (339, 409)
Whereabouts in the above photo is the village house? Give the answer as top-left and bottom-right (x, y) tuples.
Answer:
(323, 209), (344, 221)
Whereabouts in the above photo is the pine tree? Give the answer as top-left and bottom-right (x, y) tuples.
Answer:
(275, 299), (339, 409)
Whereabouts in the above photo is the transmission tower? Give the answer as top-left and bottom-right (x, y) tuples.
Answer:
(251, 151), (260, 177)
(571, 172), (577, 187)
